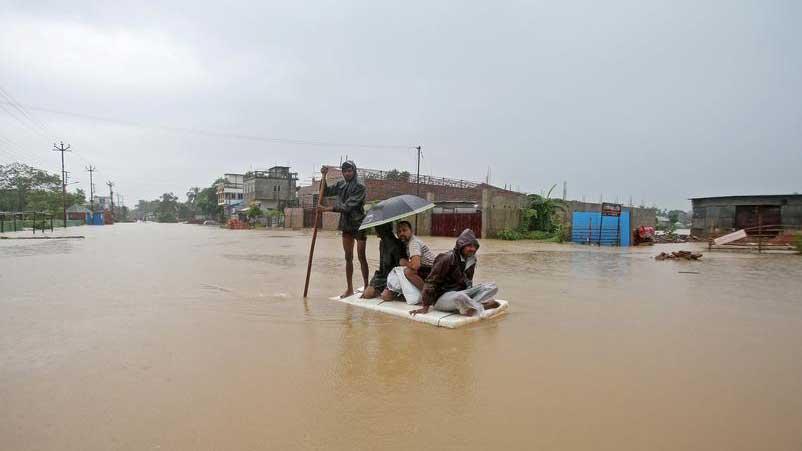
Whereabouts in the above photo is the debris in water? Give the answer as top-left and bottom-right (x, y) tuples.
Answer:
(655, 250), (703, 261)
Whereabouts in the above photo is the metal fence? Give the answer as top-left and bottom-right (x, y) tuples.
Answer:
(0, 212), (57, 233)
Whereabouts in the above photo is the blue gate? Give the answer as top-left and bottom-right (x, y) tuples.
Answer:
(571, 211), (630, 246)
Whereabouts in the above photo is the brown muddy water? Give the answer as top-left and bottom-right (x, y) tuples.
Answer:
(1, 223), (802, 450)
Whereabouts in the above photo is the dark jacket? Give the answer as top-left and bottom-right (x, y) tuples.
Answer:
(323, 161), (366, 233)
(370, 232), (407, 290)
(421, 229), (480, 307)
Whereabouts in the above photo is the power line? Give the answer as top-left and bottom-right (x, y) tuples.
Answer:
(0, 85), (51, 134)
(4, 102), (415, 150)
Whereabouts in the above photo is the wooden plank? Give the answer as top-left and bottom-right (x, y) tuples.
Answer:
(713, 229), (747, 245)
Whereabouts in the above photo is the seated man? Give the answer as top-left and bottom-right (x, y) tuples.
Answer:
(410, 229), (500, 317)
(362, 222), (407, 299)
(395, 220), (436, 290)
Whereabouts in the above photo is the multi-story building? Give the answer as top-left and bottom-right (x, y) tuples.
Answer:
(95, 195), (113, 212)
(243, 166), (298, 210)
(216, 174), (244, 207)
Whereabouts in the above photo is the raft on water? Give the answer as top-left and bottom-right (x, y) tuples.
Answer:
(335, 292), (509, 329)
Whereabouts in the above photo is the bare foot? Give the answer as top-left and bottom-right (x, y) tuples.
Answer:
(482, 299), (501, 310)
(464, 308), (477, 317)
(341, 289), (354, 299)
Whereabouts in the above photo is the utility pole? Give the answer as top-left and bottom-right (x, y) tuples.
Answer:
(85, 165), (96, 210)
(107, 181), (115, 222)
(563, 181), (567, 200)
(415, 145), (422, 231)
(52, 141), (71, 227)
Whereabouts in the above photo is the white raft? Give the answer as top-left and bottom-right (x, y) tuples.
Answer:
(335, 292), (509, 329)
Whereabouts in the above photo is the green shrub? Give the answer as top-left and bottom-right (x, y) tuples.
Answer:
(794, 232), (802, 254)
(497, 229), (563, 241)
(497, 229), (522, 240)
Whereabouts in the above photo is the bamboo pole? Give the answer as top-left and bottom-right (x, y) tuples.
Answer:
(303, 173), (329, 298)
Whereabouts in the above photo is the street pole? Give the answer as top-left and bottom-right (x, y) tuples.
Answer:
(86, 165), (96, 211)
(107, 181), (115, 223)
(52, 141), (71, 227)
(415, 145), (421, 231)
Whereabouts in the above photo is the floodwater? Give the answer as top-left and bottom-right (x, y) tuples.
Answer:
(1, 223), (802, 450)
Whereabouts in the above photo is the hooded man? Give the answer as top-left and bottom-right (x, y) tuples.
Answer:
(410, 229), (500, 317)
(321, 161), (369, 298)
(361, 222), (407, 299)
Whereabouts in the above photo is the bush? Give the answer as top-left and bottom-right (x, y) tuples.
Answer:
(497, 229), (563, 241)
(794, 232), (802, 254)
(497, 229), (523, 240)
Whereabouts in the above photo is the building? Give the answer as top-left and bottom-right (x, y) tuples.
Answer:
(95, 195), (112, 212)
(691, 194), (802, 238)
(243, 166), (298, 210)
(291, 165), (527, 238)
(216, 174), (244, 216)
(66, 204), (90, 221)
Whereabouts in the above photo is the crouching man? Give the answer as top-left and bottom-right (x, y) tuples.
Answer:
(362, 222), (407, 299)
(410, 229), (500, 317)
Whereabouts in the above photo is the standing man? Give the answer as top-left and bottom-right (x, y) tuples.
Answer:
(321, 161), (369, 298)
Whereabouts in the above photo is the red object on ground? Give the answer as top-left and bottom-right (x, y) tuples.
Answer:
(227, 219), (249, 229)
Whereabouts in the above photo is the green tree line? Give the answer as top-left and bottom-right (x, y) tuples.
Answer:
(0, 162), (86, 214)
(133, 178), (223, 223)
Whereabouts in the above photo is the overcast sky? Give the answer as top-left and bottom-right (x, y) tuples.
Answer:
(1, 0), (800, 210)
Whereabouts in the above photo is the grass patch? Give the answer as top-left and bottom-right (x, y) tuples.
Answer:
(498, 229), (562, 242)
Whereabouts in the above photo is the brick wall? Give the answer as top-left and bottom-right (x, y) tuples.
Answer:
(364, 179), (482, 203)
(283, 208), (304, 229)
(322, 212), (340, 230)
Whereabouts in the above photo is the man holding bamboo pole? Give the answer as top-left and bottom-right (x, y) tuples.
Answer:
(320, 161), (369, 298)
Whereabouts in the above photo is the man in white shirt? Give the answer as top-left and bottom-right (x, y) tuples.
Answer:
(396, 220), (436, 290)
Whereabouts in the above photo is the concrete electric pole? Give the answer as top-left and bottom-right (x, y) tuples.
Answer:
(52, 141), (71, 227)
(107, 181), (115, 222)
(85, 165), (96, 210)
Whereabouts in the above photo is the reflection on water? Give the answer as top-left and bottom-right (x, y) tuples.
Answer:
(1, 223), (802, 450)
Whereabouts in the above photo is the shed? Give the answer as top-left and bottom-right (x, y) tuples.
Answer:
(690, 194), (802, 238)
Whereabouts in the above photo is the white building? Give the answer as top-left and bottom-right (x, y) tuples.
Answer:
(216, 174), (244, 207)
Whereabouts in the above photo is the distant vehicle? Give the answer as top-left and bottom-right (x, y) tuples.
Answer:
(203, 220), (219, 226)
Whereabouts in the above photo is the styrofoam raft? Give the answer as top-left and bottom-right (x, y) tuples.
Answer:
(336, 294), (508, 329)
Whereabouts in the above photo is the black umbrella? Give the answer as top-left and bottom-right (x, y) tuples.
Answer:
(359, 194), (434, 230)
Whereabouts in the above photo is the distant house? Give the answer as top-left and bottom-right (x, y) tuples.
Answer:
(66, 204), (90, 221)
(691, 194), (802, 238)
(216, 174), (244, 213)
(243, 166), (298, 210)
(95, 195), (113, 212)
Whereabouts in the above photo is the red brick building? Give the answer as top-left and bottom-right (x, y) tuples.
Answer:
(290, 166), (527, 238)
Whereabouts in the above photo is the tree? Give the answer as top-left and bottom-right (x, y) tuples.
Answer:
(0, 163), (61, 211)
(384, 169), (410, 182)
(157, 192), (179, 223)
(525, 184), (566, 232)
(247, 204), (263, 219)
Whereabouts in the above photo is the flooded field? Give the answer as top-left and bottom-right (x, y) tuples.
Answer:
(2, 223), (802, 450)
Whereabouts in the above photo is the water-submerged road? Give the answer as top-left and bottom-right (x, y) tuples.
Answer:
(2, 223), (801, 450)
